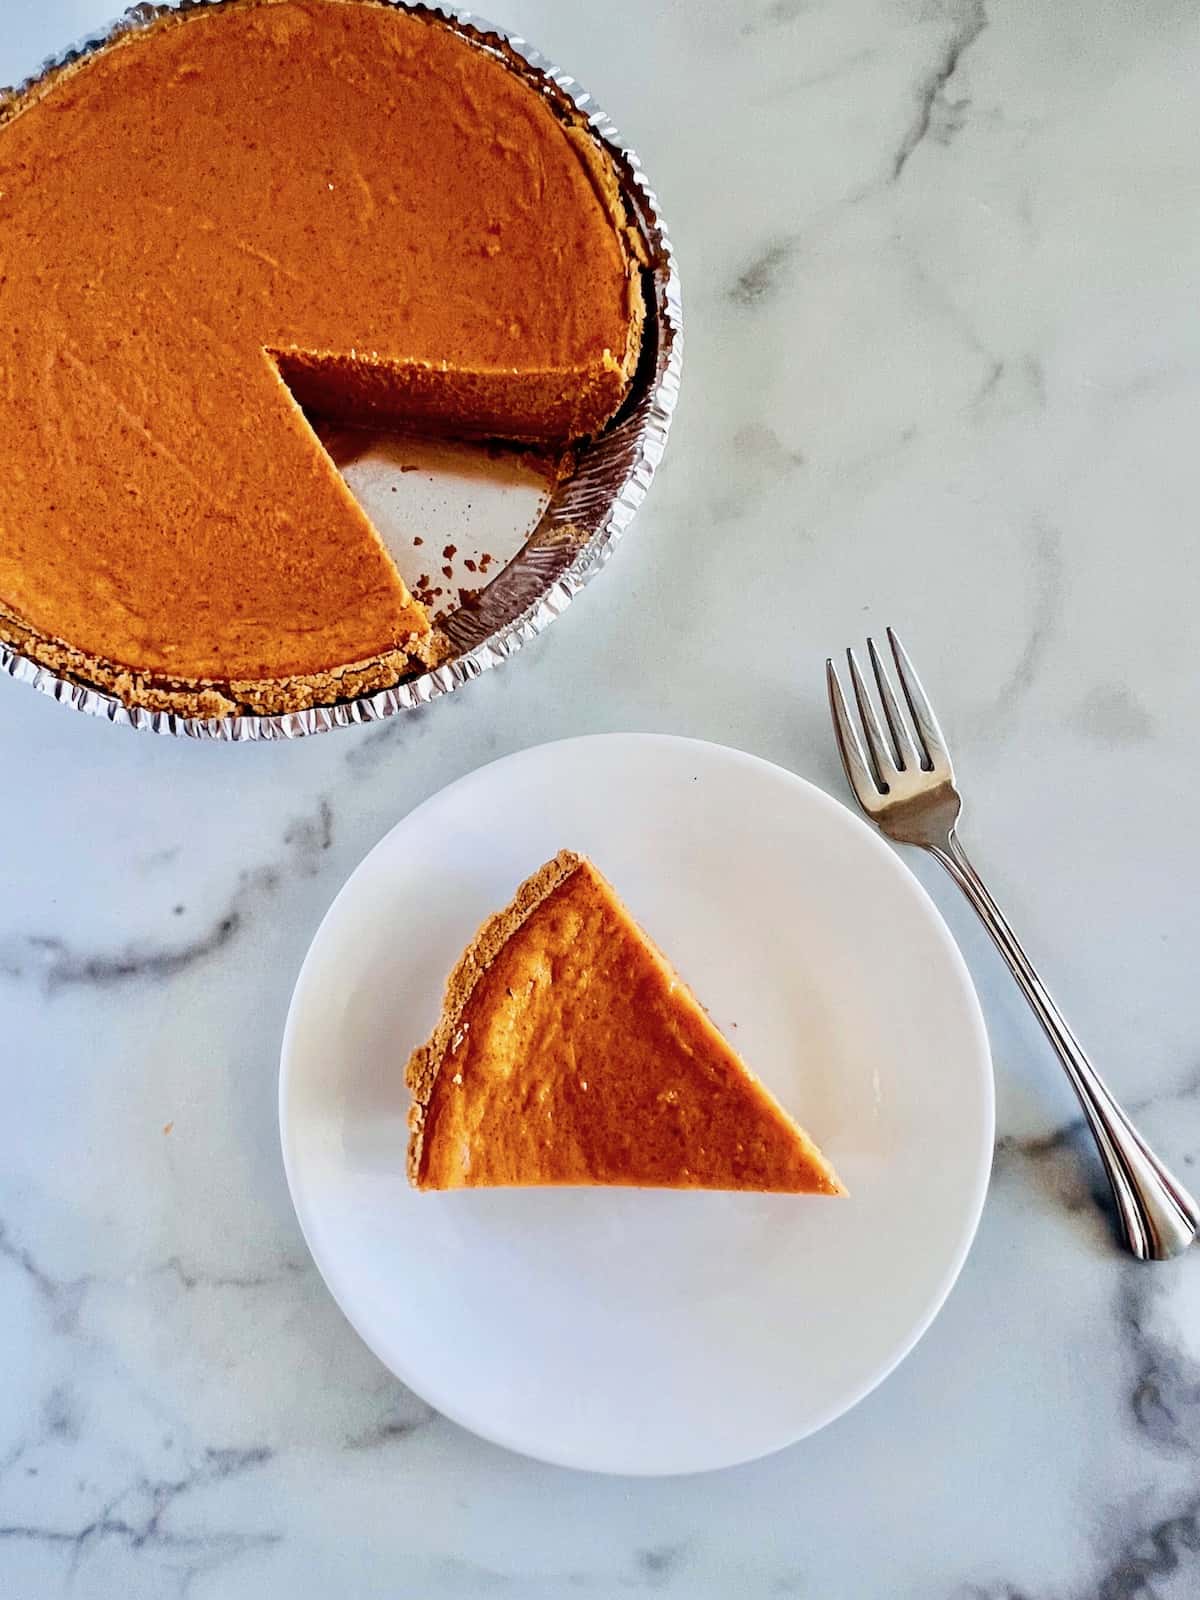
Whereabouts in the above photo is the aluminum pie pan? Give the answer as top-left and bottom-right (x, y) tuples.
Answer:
(0, 0), (681, 742)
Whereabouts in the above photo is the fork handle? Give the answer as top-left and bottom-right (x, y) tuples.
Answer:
(929, 831), (1198, 1261)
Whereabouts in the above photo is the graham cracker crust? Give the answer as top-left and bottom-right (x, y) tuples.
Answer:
(404, 849), (581, 1186)
(0, 604), (448, 719)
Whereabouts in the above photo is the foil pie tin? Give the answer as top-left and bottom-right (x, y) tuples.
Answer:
(0, 0), (681, 741)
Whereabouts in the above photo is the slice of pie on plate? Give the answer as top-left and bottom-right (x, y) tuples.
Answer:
(406, 851), (845, 1194)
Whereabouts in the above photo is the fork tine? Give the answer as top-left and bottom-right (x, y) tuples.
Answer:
(826, 658), (880, 801)
(867, 636), (922, 771)
(846, 647), (896, 789)
(887, 627), (952, 774)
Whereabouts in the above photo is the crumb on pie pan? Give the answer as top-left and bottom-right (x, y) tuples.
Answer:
(0, 0), (682, 742)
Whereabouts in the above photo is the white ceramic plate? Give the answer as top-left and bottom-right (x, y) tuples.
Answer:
(280, 735), (993, 1474)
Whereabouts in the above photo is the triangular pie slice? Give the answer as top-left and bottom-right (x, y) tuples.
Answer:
(406, 852), (845, 1194)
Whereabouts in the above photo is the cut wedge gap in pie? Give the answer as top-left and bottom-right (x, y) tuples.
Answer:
(0, 0), (647, 718)
(313, 426), (557, 624)
(406, 852), (846, 1194)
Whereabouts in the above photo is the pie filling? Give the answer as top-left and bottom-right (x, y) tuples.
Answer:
(0, 0), (646, 716)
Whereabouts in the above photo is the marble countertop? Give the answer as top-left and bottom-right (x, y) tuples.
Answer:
(4, 0), (1200, 1595)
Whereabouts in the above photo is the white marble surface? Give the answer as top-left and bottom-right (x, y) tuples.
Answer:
(3, 0), (1200, 1594)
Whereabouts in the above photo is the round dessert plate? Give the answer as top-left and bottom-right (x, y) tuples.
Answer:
(280, 734), (993, 1474)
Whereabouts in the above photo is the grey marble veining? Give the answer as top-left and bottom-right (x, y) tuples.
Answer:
(3, 0), (1200, 1594)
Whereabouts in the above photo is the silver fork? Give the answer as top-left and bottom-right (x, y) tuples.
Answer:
(827, 627), (1198, 1261)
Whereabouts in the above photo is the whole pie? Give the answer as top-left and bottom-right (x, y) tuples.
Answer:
(406, 852), (846, 1193)
(0, 0), (645, 716)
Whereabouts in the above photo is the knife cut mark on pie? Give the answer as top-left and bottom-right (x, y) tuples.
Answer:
(0, 0), (646, 716)
(407, 852), (846, 1194)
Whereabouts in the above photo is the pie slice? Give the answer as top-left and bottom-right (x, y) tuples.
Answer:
(406, 852), (845, 1194)
(0, 0), (644, 716)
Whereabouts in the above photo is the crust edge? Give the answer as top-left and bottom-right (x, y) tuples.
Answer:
(0, 604), (447, 718)
(404, 849), (582, 1187)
